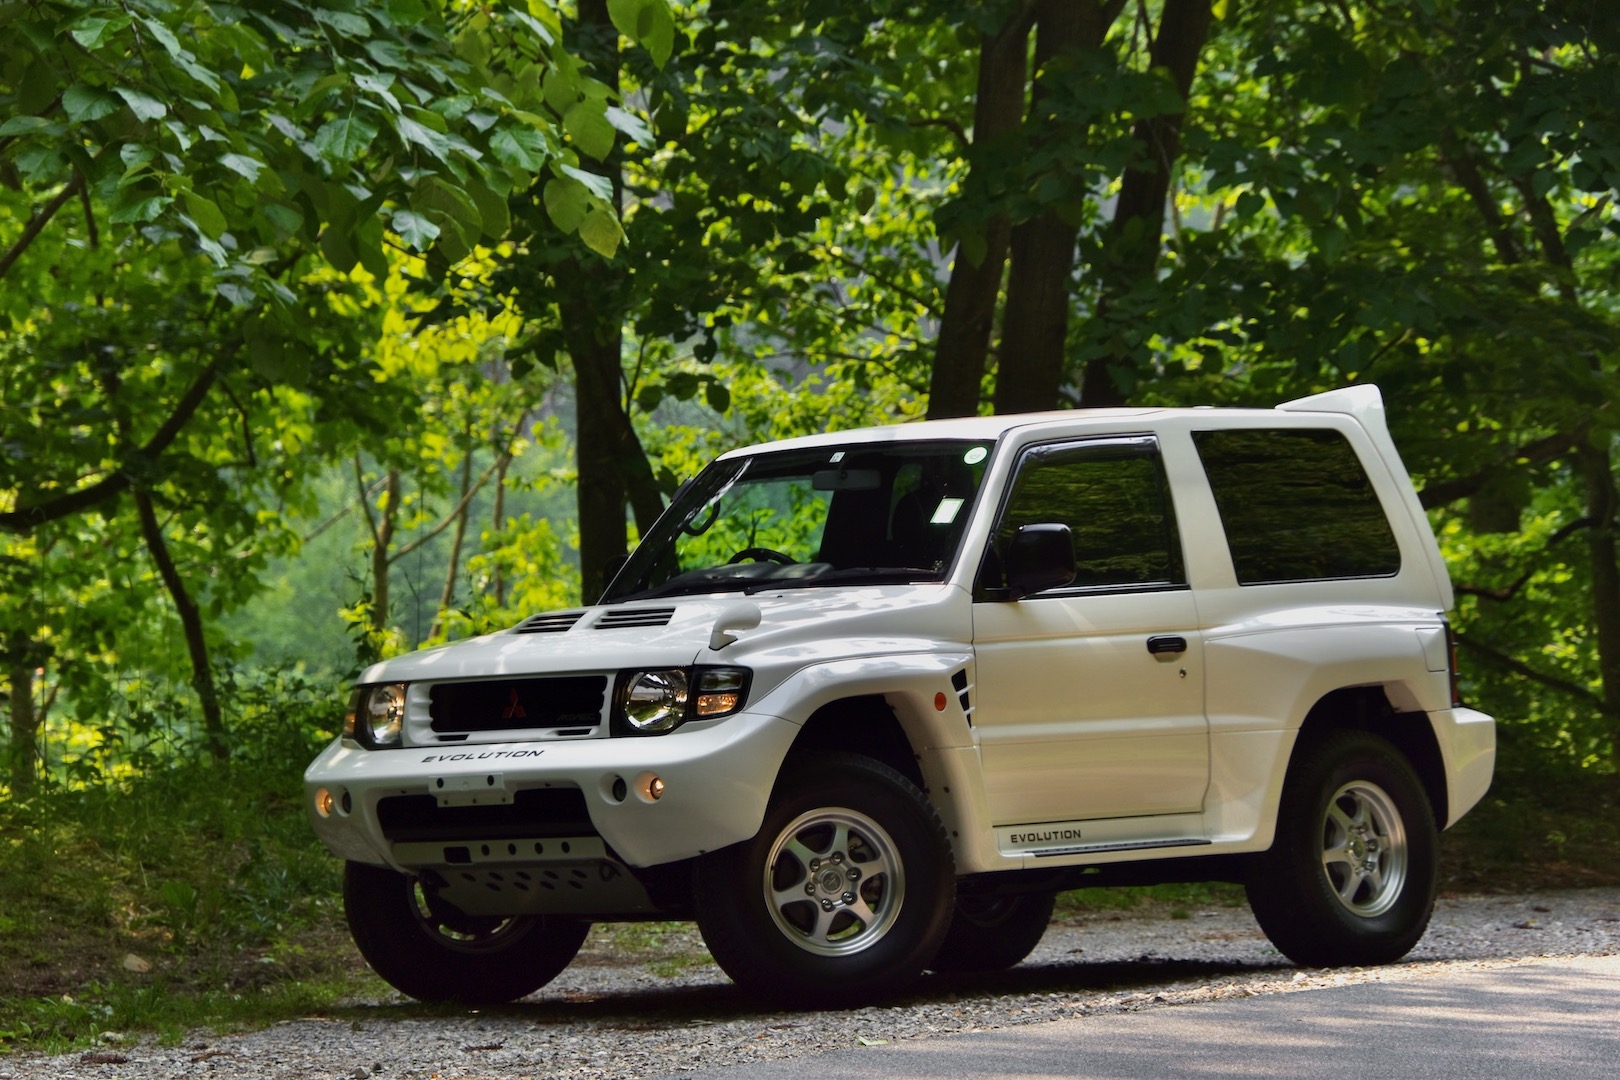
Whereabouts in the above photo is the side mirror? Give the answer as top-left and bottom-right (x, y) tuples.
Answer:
(1003, 523), (1076, 599)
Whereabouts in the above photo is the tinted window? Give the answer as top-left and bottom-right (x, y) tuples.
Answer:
(1194, 428), (1400, 584)
(982, 437), (1184, 593)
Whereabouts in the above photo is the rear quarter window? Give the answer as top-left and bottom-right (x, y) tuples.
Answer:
(1193, 428), (1401, 584)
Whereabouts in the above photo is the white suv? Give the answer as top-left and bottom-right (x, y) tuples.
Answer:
(306, 385), (1495, 1007)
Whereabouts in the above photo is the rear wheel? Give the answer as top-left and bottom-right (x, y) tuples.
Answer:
(344, 861), (589, 1004)
(1246, 730), (1437, 967)
(929, 890), (1055, 973)
(694, 753), (954, 1007)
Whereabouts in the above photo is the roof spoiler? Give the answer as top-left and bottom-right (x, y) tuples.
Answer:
(1276, 384), (1388, 441)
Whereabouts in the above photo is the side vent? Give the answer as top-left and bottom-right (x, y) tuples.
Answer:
(512, 611), (585, 635)
(951, 668), (974, 724)
(596, 608), (675, 630)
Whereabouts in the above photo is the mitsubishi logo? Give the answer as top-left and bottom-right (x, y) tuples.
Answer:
(501, 689), (527, 721)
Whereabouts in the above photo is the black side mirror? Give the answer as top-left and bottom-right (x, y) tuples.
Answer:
(1004, 523), (1076, 599)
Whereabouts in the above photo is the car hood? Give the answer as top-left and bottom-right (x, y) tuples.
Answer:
(357, 584), (971, 685)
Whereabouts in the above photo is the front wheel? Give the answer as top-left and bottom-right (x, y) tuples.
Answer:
(693, 753), (954, 1008)
(1246, 730), (1438, 967)
(344, 861), (590, 1004)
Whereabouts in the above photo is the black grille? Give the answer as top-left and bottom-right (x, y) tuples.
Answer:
(512, 611), (585, 634)
(378, 788), (594, 843)
(428, 676), (607, 733)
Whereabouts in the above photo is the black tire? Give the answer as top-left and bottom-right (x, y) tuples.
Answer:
(343, 861), (590, 1004)
(928, 890), (1056, 973)
(693, 752), (955, 1008)
(1246, 730), (1438, 968)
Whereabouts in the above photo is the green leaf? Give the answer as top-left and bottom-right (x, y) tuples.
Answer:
(313, 116), (381, 162)
(392, 209), (441, 250)
(490, 127), (548, 171)
(69, 15), (131, 50)
(0, 116), (52, 137)
(396, 115), (452, 161)
(638, 2), (676, 68)
(219, 153), (266, 181)
(63, 84), (120, 123)
(463, 178), (511, 240)
(184, 192), (228, 239)
(563, 100), (615, 160)
(115, 87), (168, 122)
(704, 380), (732, 414)
(558, 163), (613, 202)
(543, 177), (589, 233)
(578, 205), (623, 257)
(108, 195), (172, 224)
(315, 10), (372, 38)
(604, 106), (653, 147)
(418, 179), (483, 234)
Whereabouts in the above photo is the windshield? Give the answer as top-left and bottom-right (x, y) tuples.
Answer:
(603, 440), (996, 603)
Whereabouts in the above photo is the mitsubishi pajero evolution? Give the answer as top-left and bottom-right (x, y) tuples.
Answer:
(305, 385), (1496, 1007)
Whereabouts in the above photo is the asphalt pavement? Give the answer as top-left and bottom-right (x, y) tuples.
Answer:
(656, 954), (1620, 1079)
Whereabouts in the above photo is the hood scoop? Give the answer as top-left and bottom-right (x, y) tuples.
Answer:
(596, 607), (676, 629)
(512, 611), (586, 634)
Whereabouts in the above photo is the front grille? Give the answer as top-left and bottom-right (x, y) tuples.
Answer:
(596, 607), (675, 629)
(378, 788), (595, 843)
(427, 676), (607, 734)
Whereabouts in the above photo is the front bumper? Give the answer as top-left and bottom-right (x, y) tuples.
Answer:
(303, 710), (801, 874)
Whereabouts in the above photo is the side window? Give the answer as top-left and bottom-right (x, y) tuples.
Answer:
(980, 437), (1185, 594)
(1194, 428), (1401, 584)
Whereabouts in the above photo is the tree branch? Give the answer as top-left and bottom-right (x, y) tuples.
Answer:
(0, 356), (224, 531)
(1457, 635), (1612, 716)
(0, 173), (85, 283)
(1417, 430), (1577, 509)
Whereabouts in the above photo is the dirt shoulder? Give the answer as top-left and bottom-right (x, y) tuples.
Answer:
(7, 888), (1618, 1080)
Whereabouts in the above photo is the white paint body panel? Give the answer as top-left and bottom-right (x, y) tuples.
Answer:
(305, 385), (1496, 896)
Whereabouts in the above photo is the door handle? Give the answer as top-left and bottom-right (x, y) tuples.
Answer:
(1146, 635), (1187, 656)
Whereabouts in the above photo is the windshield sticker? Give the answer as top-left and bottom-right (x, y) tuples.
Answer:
(964, 446), (988, 465)
(931, 497), (965, 525)
(829, 451), (845, 463)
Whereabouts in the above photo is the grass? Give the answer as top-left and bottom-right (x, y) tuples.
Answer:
(1, 758), (1614, 1056)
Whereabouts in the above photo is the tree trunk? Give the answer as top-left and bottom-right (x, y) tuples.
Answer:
(370, 468), (401, 632)
(1082, 0), (1215, 407)
(492, 452), (510, 608)
(566, 0), (666, 603)
(994, 0), (1123, 415)
(132, 489), (226, 760)
(926, 5), (1036, 419)
(1577, 441), (1620, 773)
(6, 657), (39, 793)
(430, 447), (476, 641)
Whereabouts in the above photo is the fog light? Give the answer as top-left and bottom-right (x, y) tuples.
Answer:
(640, 774), (666, 801)
(314, 788), (334, 818)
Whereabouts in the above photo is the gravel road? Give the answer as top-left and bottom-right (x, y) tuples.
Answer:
(7, 888), (1619, 1080)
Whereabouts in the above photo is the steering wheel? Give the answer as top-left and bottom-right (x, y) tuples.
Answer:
(728, 546), (795, 566)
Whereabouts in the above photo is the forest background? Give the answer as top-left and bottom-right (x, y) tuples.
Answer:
(2, 0), (1619, 1047)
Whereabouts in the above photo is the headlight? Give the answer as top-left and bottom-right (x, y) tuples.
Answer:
(615, 667), (750, 736)
(620, 670), (689, 734)
(352, 683), (408, 748)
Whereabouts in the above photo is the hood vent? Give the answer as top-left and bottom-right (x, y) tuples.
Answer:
(512, 611), (585, 635)
(596, 607), (675, 630)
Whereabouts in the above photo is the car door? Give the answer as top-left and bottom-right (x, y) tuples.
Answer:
(970, 435), (1209, 827)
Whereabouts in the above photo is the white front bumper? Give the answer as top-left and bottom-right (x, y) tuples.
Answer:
(303, 710), (801, 871)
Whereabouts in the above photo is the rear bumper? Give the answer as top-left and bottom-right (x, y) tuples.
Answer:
(1430, 705), (1496, 827)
